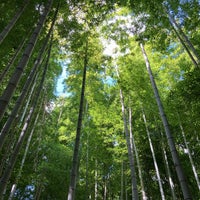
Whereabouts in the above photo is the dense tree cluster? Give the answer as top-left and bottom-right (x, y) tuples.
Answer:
(0, 0), (199, 199)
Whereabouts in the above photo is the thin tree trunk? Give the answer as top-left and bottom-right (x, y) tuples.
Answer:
(129, 108), (147, 200)
(85, 128), (89, 199)
(142, 108), (165, 200)
(124, 163), (128, 200)
(0, 34), (28, 84)
(0, 73), (38, 176)
(178, 115), (200, 192)
(94, 159), (98, 200)
(103, 180), (107, 200)
(8, 111), (40, 200)
(120, 88), (138, 200)
(0, 0), (29, 44)
(116, 82), (138, 199)
(0, 106), (35, 198)
(165, 6), (200, 65)
(0, 0), (52, 121)
(170, 22), (199, 68)
(160, 131), (177, 200)
(120, 161), (124, 200)
(140, 43), (191, 200)
(19, 74), (39, 125)
(170, 15), (200, 63)
(67, 40), (88, 200)
(0, 38), (52, 197)
(0, 116), (20, 178)
(0, 71), (38, 151)
(115, 66), (139, 200)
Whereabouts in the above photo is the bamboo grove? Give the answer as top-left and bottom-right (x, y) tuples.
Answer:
(0, 0), (200, 199)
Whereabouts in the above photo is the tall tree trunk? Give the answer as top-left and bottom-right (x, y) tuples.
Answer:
(85, 127), (89, 199)
(170, 22), (198, 68)
(67, 40), (88, 200)
(0, 2), (58, 150)
(0, 76), (37, 180)
(0, 70), (38, 152)
(116, 71), (139, 200)
(0, 0), (52, 121)
(140, 43), (191, 200)
(8, 111), (40, 200)
(120, 161), (124, 200)
(0, 34), (28, 84)
(94, 159), (98, 200)
(0, 0), (29, 44)
(142, 108), (165, 200)
(124, 163), (128, 200)
(164, 6), (200, 66)
(0, 38), (51, 197)
(19, 74), (39, 126)
(160, 131), (177, 200)
(120, 91), (138, 200)
(103, 180), (107, 200)
(178, 114), (200, 192)
(116, 66), (139, 200)
(0, 106), (35, 198)
(129, 107), (147, 200)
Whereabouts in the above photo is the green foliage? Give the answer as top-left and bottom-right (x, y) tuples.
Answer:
(0, 0), (200, 199)
(36, 141), (70, 199)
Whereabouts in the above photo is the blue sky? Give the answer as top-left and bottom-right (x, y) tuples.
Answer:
(54, 61), (69, 97)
